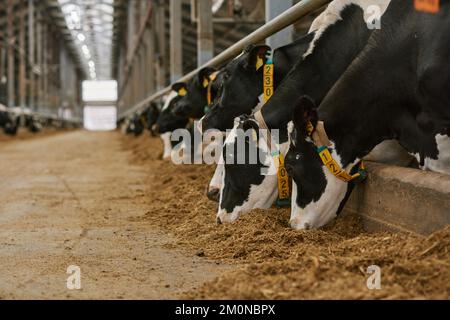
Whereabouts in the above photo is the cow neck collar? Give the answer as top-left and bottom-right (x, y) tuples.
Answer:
(253, 54), (276, 150)
(309, 121), (366, 183)
(204, 71), (220, 114)
(253, 109), (291, 205)
(206, 71), (219, 105)
(253, 110), (272, 151)
(310, 121), (331, 147)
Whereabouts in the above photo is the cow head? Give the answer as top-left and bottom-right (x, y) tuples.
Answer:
(216, 116), (285, 224)
(145, 102), (160, 136)
(2, 114), (19, 136)
(155, 92), (188, 134)
(285, 96), (356, 230)
(201, 45), (270, 132)
(129, 114), (145, 136)
(172, 67), (217, 119)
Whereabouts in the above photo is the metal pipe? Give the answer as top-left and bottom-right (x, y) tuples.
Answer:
(118, 0), (331, 120)
(0, 107), (82, 124)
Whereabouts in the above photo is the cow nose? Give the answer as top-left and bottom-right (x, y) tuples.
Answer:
(216, 217), (222, 225)
(206, 187), (220, 202)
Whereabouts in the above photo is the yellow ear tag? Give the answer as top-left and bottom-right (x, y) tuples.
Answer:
(255, 56), (264, 71)
(203, 78), (210, 88)
(306, 122), (314, 136)
(178, 88), (187, 97)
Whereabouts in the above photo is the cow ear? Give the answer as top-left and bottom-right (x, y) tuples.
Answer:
(172, 82), (187, 96)
(293, 96), (318, 138)
(198, 67), (217, 88)
(245, 45), (271, 71)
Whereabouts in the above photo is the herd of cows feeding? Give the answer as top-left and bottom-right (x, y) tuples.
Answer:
(0, 105), (77, 136)
(121, 0), (450, 232)
(0, 105), (45, 135)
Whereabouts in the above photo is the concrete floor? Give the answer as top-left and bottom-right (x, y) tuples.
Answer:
(0, 131), (223, 299)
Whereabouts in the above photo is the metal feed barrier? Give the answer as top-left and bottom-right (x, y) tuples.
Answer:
(0, 105), (82, 126)
(118, 0), (332, 121)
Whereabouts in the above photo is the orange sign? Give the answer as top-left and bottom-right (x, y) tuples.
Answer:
(415, 0), (440, 13)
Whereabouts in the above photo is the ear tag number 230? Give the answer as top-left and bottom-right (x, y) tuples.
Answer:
(263, 63), (274, 103)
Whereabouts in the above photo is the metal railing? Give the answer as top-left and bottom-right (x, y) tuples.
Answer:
(0, 105), (82, 125)
(118, 0), (331, 121)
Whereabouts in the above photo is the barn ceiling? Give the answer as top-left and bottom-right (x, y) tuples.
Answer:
(0, 0), (323, 82)
(47, 0), (127, 80)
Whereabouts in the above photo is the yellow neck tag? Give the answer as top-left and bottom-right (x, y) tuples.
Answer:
(275, 153), (290, 200)
(203, 77), (210, 88)
(256, 56), (264, 71)
(207, 86), (212, 105)
(306, 121), (314, 136)
(206, 72), (217, 105)
(263, 63), (274, 103)
(178, 88), (187, 97)
(318, 147), (361, 182)
(209, 72), (218, 81)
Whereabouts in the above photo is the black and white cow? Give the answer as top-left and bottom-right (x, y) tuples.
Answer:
(0, 105), (9, 128)
(200, 21), (316, 201)
(200, 34), (315, 132)
(172, 67), (222, 119)
(24, 110), (42, 133)
(169, 70), (226, 198)
(0, 106), (20, 136)
(145, 102), (161, 136)
(154, 91), (190, 159)
(129, 113), (146, 136)
(217, 0), (392, 224)
(285, 0), (450, 229)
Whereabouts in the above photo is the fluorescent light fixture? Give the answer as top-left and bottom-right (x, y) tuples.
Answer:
(58, 0), (115, 79)
(77, 33), (86, 42)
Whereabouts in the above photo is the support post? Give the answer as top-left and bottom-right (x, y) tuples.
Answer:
(170, 0), (183, 83)
(265, 0), (293, 49)
(28, 0), (35, 110)
(42, 22), (48, 111)
(7, 0), (15, 108)
(156, 1), (167, 90)
(144, 27), (156, 95)
(197, 0), (214, 66)
(127, 0), (136, 61)
(19, 0), (27, 110)
(36, 12), (42, 111)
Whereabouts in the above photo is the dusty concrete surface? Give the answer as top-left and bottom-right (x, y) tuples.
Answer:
(0, 131), (226, 300)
